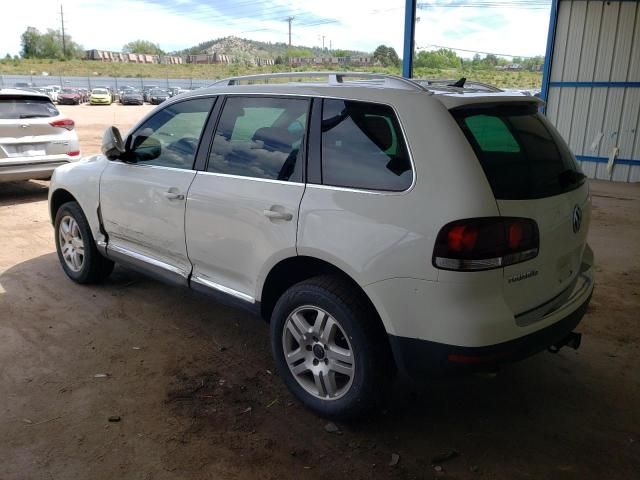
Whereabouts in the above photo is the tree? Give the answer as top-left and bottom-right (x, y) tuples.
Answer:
(482, 54), (499, 67)
(414, 48), (461, 69)
(20, 27), (83, 59)
(123, 40), (165, 55)
(21, 27), (41, 58)
(373, 45), (400, 67)
(332, 49), (350, 58)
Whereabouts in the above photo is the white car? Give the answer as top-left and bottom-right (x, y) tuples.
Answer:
(1, 88), (80, 182)
(48, 73), (594, 418)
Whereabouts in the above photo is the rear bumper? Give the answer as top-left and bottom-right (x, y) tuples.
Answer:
(389, 292), (591, 378)
(0, 158), (76, 182)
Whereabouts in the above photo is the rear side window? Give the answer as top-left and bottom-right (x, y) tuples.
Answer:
(208, 96), (309, 182)
(321, 99), (412, 191)
(452, 103), (585, 200)
(0, 96), (59, 119)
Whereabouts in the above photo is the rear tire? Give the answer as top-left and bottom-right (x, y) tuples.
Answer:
(270, 275), (394, 419)
(54, 201), (114, 284)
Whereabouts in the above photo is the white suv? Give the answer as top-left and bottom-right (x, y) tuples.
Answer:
(48, 73), (594, 418)
(1, 88), (80, 182)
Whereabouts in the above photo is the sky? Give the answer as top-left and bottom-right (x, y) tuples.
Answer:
(0, 0), (552, 59)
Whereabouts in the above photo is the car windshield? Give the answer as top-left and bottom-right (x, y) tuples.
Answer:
(0, 96), (59, 119)
(61, 89), (77, 94)
(452, 102), (585, 200)
(93, 89), (108, 95)
(150, 89), (166, 95)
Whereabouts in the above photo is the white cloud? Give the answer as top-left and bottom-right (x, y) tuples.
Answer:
(0, 0), (550, 59)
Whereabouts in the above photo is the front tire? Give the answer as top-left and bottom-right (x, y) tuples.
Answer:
(54, 201), (114, 284)
(270, 275), (393, 419)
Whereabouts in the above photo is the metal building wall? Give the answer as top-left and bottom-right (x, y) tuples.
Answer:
(542, 0), (640, 182)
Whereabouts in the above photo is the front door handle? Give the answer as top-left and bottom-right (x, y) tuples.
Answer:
(164, 190), (185, 200)
(263, 208), (293, 221)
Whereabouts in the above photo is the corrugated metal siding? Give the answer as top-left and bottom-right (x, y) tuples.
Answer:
(545, 0), (640, 182)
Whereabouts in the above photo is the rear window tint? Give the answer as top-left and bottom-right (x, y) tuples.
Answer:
(0, 96), (59, 119)
(464, 115), (520, 152)
(452, 103), (585, 200)
(321, 99), (412, 191)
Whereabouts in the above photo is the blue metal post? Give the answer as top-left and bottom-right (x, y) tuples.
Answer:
(402, 0), (417, 78)
(540, 0), (559, 112)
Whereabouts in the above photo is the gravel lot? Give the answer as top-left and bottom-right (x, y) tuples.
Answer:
(1, 104), (639, 479)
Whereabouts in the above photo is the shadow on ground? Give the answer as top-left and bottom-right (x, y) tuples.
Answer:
(1, 253), (638, 480)
(0, 180), (49, 207)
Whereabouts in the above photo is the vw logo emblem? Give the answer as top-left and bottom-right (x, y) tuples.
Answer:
(572, 205), (583, 233)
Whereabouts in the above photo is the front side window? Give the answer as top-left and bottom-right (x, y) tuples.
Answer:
(126, 97), (215, 169)
(321, 99), (413, 191)
(207, 96), (310, 182)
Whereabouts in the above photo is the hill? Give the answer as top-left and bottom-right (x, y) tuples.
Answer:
(176, 36), (368, 61)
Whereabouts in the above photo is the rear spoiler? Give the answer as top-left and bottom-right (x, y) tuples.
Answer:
(436, 94), (544, 111)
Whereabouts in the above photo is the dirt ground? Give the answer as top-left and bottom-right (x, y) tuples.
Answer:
(0, 104), (639, 480)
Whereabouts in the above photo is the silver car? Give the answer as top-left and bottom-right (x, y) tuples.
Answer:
(0, 88), (80, 182)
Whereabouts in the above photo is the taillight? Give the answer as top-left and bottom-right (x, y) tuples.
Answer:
(50, 119), (75, 131)
(433, 217), (539, 271)
(67, 150), (80, 156)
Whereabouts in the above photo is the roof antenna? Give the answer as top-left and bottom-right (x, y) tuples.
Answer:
(450, 77), (466, 88)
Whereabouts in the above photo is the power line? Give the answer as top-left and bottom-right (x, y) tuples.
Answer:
(418, 1), (549, 9)
(418, 44), (540, 59)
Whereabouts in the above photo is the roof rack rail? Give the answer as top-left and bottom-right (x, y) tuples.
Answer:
(210, 71), (428, 92)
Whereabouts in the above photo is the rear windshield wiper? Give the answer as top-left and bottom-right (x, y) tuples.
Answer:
(19, 114), (50, 119)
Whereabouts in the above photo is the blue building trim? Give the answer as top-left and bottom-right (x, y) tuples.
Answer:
(549, 81), (640, 88)
(541, 0), (559, 112)
(402, 0), (417, 78)
(576, 155), (640, 166)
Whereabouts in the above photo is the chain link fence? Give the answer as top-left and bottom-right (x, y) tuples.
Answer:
(0, 74), (214, 90)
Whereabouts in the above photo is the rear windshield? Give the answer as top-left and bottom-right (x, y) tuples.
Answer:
(0, 96), (59, 119)
(452, 103), (585, 200)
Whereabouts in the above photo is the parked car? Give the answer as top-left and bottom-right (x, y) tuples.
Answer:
(118, 86), (135, 102)
(47, 72), (594, 419)
(90, 88), (112, 105)
(142, 85), (159, 102)
(167, 87), (186, 97)
(148, 88), (169, 105)
(78, 88), (89, 103)
(1, 88), (80, 182)
(47, 85), (62, 100)
(57, 88), (83, 105)
(36, 86), (56, 102)
(14, 82), (36, 89)
(93, 85), (118, 102)
(120, 89), (144, 105)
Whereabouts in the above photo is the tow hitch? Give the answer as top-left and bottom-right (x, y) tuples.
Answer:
(548, 331), (582, 353)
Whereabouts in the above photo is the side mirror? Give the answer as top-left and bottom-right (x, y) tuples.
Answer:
(102, 126), (125, 160)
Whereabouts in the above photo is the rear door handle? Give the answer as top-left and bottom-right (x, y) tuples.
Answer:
(164, 190), (185, 200)
(263, 209), (293, 221)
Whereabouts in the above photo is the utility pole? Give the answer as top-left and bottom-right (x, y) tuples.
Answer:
(60, 4), (67, 58)
(286, 16), (294, 47)
(322, 35), (326, 50)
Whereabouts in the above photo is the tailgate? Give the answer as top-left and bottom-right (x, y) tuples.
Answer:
(498, 183), (590, 316)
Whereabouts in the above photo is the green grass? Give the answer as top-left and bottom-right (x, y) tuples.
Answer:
(0, 58), (542, 89)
